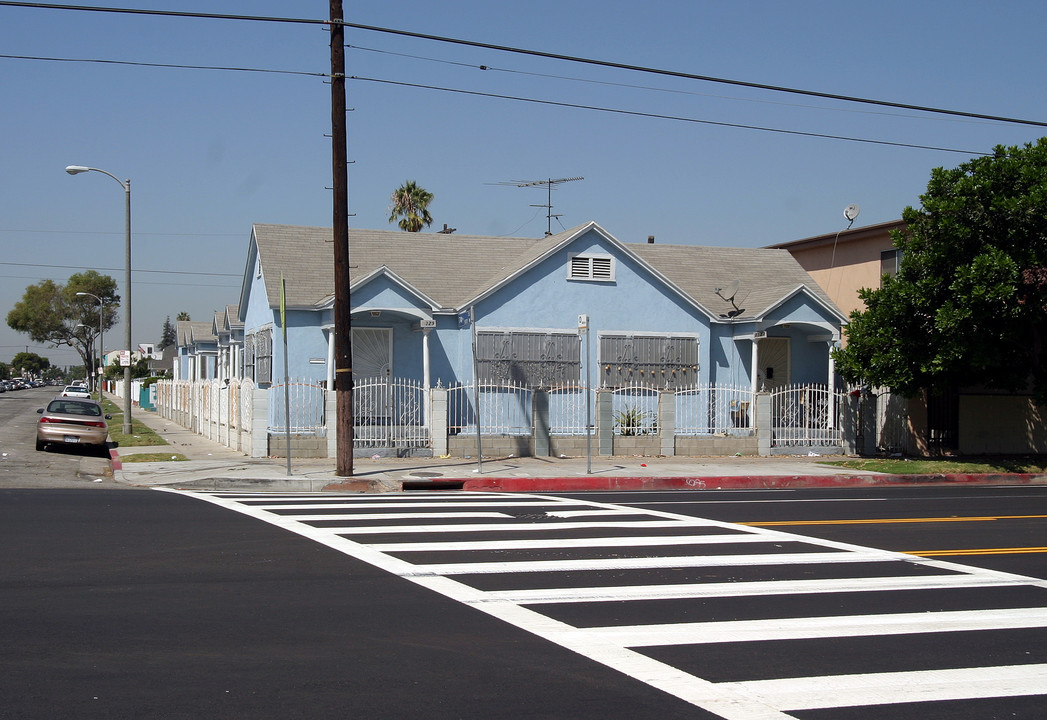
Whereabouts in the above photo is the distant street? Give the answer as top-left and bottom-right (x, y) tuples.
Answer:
(0, 386), (115, 489)
(3, 485), (1045, 719)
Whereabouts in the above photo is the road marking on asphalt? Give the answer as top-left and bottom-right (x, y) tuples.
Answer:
(742, 514), (1047, 526)
(906, 546), (1047, 556)
(724, 663), (1047, 711)
(484, 573), (1024, 605)
(582, 607), (1047, 646)
(165, 489), (1047, 720)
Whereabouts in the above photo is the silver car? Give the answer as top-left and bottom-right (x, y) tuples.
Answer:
(36, 398), (111, 452)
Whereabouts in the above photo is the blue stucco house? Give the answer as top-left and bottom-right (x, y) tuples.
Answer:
(237, 221), (846, 397)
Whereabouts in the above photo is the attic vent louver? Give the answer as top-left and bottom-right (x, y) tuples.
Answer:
(569, 253), (615, 281)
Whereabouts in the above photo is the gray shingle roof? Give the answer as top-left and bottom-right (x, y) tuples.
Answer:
(249, 222), (841, 321)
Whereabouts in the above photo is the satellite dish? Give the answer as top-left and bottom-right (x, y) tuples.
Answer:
(843, 204), (861, 222)
(715, 279), (740, 301)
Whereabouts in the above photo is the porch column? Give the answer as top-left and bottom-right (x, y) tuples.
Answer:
(827, 340), (837, 430)
(750, 338), (760, 397)
(326, 328), (336, 390)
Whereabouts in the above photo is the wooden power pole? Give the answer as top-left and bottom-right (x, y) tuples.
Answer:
(330, 0), (354, 475)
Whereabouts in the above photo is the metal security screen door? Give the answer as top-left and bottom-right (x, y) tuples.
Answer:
(352, 328), (392, 379)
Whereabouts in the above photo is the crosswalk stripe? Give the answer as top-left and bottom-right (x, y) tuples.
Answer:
(409, 550), (884, 576)
(316, 519), (697, 534)
(724, 663), (1047, 711)
(483, 573), (1028, 604)
(582, 607), (1047, 646)
(367, 533), (770, 552)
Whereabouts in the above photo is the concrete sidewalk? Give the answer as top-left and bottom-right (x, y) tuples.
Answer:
(108, 406), (1047, 493)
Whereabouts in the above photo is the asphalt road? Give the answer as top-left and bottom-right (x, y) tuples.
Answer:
(0, 386), (116, 489)
(4, 484), (1045, 719)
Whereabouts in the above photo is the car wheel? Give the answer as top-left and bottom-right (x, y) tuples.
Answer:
(36, 438), (46, 451)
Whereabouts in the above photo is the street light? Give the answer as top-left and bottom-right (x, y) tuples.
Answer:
(76, 291), (104, 401)
(66, 165), (133, 434)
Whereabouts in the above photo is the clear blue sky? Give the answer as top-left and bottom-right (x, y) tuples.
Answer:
(2, 1), (1045, 367)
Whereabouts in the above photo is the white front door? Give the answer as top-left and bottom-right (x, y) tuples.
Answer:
(352, 328), (392, 380)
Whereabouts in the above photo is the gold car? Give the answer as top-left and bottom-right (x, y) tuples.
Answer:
(36, 398), (111, 452)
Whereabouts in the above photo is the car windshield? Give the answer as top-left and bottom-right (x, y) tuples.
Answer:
(47, 400), (102, 417)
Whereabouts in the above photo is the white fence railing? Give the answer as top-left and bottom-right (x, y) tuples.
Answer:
(154, 377), (869, 456)
(354, 376), (429, 448)
(769, 384), (847, 447)
(268, 377), (327, 436)
(675, 384), (754, 435)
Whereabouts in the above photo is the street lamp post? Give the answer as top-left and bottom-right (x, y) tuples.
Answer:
(66, 165), (132, 434)
(76, 292), (104, 401)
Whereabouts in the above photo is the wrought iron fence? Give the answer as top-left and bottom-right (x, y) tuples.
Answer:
(546, 384), (595, 435)
(268, 377), (327, 436)
(610, 383), (659, 435)
(675, 384), (754, 435)
(448, 381), (533, 436)
(769, 383), (846, 447)
(354, 376), (429, 448)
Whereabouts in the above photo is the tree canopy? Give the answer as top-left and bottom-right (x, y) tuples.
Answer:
(388, 180), (434, 232)
(834, 138), (1047, 404)
(6, 270), (119, 375)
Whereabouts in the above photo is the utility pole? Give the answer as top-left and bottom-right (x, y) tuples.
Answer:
(331, 0), (354, 476)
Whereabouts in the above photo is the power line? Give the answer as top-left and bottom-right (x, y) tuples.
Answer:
(3, 1), (1045, 129)
(351, 76), (990, 156)
(0, 52), (326, 77)
(0, 260), (240, 278)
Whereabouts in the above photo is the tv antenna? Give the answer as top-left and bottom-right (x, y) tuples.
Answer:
(494, 176), (583, 236)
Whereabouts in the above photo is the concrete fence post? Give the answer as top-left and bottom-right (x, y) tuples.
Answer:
(756, 392), (772, 456)
(533, 390), (550, 457)
(431, 386), (448, 457)
(251, 387), (268, 458)
(597, 389), (613, 456)
(658, 390), (675, 457)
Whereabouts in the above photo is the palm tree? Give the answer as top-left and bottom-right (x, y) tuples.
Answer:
(388, 180), (434, 232)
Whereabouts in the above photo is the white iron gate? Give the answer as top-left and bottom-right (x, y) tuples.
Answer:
(354, 376), (429, 448)
(770, 384), (846, 447)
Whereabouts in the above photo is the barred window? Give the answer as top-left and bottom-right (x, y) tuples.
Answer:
(255, 328), (273, 384)
(599, 333), (699, 388)
(243, 333), (256, 381)
(476, 331), (580, 388)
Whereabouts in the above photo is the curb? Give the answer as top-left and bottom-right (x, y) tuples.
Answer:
(458, 473), (1047, 493)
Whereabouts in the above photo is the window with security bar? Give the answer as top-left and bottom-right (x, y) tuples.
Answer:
(253, 328), (273, 384)
(476, 331), (580, 387)
(599, 333), (699, 388)
(243, 333), (255, 381)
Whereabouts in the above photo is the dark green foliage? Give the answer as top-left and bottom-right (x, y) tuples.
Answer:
(834, 138), (1047, 404)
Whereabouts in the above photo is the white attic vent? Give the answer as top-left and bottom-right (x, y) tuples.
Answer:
(569, 253), (615, 281)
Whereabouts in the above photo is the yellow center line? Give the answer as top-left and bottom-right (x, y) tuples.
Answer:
(904, 547), (1047, 557)
(739, 514), (1047, 526)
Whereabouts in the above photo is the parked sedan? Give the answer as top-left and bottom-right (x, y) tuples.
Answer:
(36, 398), (112, 452)
(60, 385), (92, 399)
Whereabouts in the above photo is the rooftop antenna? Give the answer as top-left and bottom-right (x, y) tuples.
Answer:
(494, 176), (583, 236)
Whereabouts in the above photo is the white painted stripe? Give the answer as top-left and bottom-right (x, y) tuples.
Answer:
(164, 489), (795, 720)
(321, 519), (693, 535)
(367, 533), (771, 552)
(253, 500), (592, 510)
(280, 508), (640, 522)
(725, 663), (1047, 711)
(410, 551), (885, 576)
(280, 511), (516, 521)
(583, 607), (1047, 647)
(484, 573), (1027, 605)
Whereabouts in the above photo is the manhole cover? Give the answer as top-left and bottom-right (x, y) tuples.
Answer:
(407, 471), (444, 478)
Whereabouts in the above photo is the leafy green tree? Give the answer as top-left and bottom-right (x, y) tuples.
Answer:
(0, 362), (9, 381)
(11, 352), (50, 377)
(160, 316), (177, 348)
(6, 271), (119, 376)
(388, 180), (434, 232)
(834, 138), (1047, 404)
